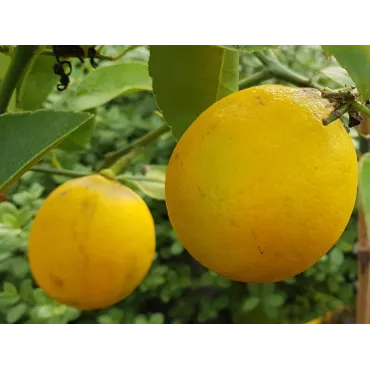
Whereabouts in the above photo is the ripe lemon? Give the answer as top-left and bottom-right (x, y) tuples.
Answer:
(28, 174), (155, 310)
(165, 85), (358, 283)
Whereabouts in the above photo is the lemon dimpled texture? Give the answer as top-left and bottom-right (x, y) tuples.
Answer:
(165, 85), (358, 283)
(28, 174), (155, 310)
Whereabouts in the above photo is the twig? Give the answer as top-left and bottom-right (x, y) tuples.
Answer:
(103, 123), (170, 168)
(31, 166), (90, 178)
(254, 51), (322, 90)
(353, 101), (370, 119)
(239, 69), (273, 90)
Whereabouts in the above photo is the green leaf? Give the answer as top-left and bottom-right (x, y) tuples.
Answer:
(58, 118), (95, 151)
(16, 55), (58, 111)
(264, 294), (285, 308)
(19, 279), (34, 303)
(220, 45), (279, 53)
(359, 153), (370, 237)
(329, 248), (344, 268)
(0, 293), (19, 308)
(320, 66), (354, 87)
(65, 61), (152, 111)
(120, 166), (167, 200)
(149, 313), (164, 324)
(4, 281), (17, 296)
(6, 302), (27, 323)
(149, 45), (239, 140)
(0, 110), (93, 191)
(321, 46), (370, 99)
(0, 53), (11, 80)
(242, 296), (260, 312)
(0, 53), (16, 112)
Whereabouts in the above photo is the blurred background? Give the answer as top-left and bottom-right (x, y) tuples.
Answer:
(0, 45), (359, 324)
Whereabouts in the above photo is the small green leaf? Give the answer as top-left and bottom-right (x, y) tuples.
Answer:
(0, 293), (19, 308)
(6, 302), (27, 323)
(17, 55), (58, 110)
(120, 167), (166, 200)
(4, 281), (18, 296)
(134, 315), (148, 324)
(19, 279), (34, 303)
(320, 66), (354, 87)
(220, 45), (279, 53)
(170, 242), (184, 256)
(329, 248), (344, 268)
(149, 313), (164, 324)
(0, 110), (93, 192)
(149, 45), (239, 140)
(264, 294), (285, 308)
(321, 46), (370, 99)
(65, 61), (152, 111)
(242, 296), (260, 312)
(2, 213), (19, 228)
(34, 304), (54, 319)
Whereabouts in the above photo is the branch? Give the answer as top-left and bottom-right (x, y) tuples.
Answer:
(0, 45), (39, 114)
(31, 166), (90, 178)
(254, 51), (322, 90)
(103, 122), (170, 168)
(353, 101), (370, 119)
(239, 69), (272, 90)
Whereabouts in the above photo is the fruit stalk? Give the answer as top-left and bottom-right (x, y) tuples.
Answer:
(0, 45), (39, 114)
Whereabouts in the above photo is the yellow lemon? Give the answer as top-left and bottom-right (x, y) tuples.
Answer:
(165, 85), (358, 283)
(28, 174), (155, 310)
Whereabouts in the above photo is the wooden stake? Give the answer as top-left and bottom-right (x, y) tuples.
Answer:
(356, 108), (370, 324)
(356, 202), (370, 323)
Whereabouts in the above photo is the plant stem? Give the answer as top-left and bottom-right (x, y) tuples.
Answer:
(322, 103), (351, 126)
(353, 101), (370, 119)
(254, 51), (322, 90)
(31, 166), (90, 178)
(0, 45), (39, 114)
(238, 69), (272, 90)
(103, 123), (170, 168)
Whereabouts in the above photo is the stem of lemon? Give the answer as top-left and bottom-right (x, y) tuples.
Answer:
(0, 45), (39, 114)
(353, 101), (370, 119)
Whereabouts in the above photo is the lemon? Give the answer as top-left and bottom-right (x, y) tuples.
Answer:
(28, 174), (155, 310)
(165, 85), (358, 282)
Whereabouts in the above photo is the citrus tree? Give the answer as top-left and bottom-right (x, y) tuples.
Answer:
(0, 45), (368, 323)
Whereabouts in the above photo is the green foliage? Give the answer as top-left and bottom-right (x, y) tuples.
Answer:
(16, 54), (58, 111)
(0, 111), (93, 191)
(0, 45), (359, 323)
(149, 45), (239, 140)
(321, 45), (370, 99)
(221, 45), (279, 52)
(63, 61), (152, 111)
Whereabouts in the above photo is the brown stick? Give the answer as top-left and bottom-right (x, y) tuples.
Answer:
(356, 203), (370, 323)
(356, 107), (370, 324)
